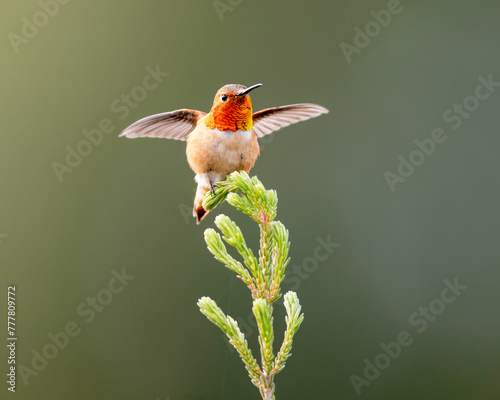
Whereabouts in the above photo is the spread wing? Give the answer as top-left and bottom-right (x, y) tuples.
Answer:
(119, 109), (206, 141)
(252, 103), (329, 138)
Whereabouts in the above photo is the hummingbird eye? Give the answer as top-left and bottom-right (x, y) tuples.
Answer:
(220, 94), (228, 102)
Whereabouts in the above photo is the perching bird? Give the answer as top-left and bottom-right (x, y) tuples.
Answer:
(119, 83), (328, 223)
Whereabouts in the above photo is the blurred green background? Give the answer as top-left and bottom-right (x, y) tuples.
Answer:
(1, 0), (499, 399)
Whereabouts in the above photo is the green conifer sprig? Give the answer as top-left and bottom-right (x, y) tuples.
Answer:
(272, 291), (304, 375)
(198, 171), (304, 400)
(197, 296), (261, 387)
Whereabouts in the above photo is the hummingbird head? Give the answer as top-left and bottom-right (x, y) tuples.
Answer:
(205, 83), (262, 132)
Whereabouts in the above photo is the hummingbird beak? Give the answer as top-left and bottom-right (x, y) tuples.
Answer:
(236, 83), (262, 96)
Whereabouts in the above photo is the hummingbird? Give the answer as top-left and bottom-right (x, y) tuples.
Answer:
(119, 83), (328, 224)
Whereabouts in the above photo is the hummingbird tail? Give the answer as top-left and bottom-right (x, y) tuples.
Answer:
(193, 184), (210, 224)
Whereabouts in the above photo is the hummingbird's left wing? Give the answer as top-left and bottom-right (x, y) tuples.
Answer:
(119, 109), (206, 140)
(252, 103), (329, 138)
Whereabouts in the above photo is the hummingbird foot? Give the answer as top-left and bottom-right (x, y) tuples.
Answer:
(209, 182), (218, 196)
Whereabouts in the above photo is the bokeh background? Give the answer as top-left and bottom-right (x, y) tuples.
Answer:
(1, 0), (499, 399)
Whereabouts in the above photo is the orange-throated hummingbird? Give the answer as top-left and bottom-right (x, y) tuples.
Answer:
(119, 83), (328, 224)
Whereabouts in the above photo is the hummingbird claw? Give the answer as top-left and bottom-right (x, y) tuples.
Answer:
(210, 183), (218, 196)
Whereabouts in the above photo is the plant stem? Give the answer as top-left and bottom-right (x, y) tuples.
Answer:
(260, 373), (275, 400)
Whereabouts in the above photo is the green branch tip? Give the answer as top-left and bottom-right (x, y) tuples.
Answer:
(273, 291), (304, 375)
(197, 296), (261, 386)
(202, 171), (277, 223)
(253, 299), (275, 374)
(204, 228), (256, 293)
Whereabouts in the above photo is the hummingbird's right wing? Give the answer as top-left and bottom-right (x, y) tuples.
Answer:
(252, 103), (329, 138)
(119, 109), (206, 140)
